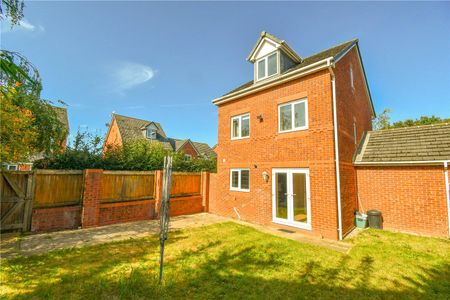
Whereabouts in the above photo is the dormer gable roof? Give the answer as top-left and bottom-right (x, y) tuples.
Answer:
(247, 31), (302, 64)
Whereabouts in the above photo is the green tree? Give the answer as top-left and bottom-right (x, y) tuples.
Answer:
(0, 0), (25, 27)
(372, 108), (391, 130)
(34, 133), (217, 172)
(392, 115), (450, 128)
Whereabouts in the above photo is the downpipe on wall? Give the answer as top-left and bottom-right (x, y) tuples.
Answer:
(327, 59), (343, 241)
(444, 161), (450, 238)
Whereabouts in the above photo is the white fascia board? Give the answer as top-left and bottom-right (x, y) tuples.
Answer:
(354, 160), (450, 166)
(212, 57), (333, 105)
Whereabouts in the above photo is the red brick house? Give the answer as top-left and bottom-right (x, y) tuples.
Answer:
(211, 32), (374, 240)
(103, 113), (216, 159)
(210, 31), (450, 240)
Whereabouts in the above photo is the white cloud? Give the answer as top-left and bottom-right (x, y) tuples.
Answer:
(111, 62), (155, 93)
(1, 18), (44, 33)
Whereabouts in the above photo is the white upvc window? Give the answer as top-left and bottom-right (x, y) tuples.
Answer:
(6, 164), (18, 171)
(230, 168), (250, 192)
(278, 99), (308, 133)
(350, 64), (354, 89)
(231, 113), (250, 140)
(256, 52), (278, 81)
(184, 154), (192, 161)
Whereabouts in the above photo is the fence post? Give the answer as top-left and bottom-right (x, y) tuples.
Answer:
(81, 169), (103, 228)
(23, 171), (36, 231)
(154, 170), (163, 217)
(201, 171), (210, 212)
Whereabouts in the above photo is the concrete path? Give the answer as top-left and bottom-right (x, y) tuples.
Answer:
(0, 213), (228, 258)
(1, 213), (352, 258)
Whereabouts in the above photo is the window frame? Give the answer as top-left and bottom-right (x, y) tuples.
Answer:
(184, 154), (192, 161)
(278, 98), (309, 133)
(146, 127), (157, 139)
(256, 51), (279, 81)
(6, 164), (18, 171)
(230, 113), (250, 140)
(230, 168), (250, 192)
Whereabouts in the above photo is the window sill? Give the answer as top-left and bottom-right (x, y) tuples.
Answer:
(278, 126), (308, 134)
(230, 188), (250, 193)
(231, 136), (250, 141)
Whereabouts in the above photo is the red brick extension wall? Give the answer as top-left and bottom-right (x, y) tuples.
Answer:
(356, 166), (449, 238)
(212, 70), (340, 240)
(334, 47), (374, 236)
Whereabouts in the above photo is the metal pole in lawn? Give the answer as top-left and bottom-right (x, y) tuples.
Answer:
(159, 156), (173, 284)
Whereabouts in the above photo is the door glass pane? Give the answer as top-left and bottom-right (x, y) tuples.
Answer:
(268, 53), (277, 76)
(279, 104), (292, 131)
(231, 171), (239, 188)
(292, 173), (307, 223)
(240, 170), (249, 190)
(294, 102), (306, 128)
(241, 116), (250, 137)
(232, 118), (239, 138)
(275, 173), (288, 219)
(257, 59), (266, 79)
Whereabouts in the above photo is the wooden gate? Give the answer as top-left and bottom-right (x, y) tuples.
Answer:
(0, 171), (34, 232)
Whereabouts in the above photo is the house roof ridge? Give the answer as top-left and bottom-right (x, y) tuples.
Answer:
(369, 122), (450, 134)
(112, 113), (161, 125)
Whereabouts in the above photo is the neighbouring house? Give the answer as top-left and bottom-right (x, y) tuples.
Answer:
(103, 113), (216, 159)
(209, 31), (450, 240)
(3, 106), (69, 171)
(354, 123), (450, 238)
(210, 32), (374, 240)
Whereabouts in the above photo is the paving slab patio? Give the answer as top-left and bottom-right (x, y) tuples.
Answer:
(1, 213), (352, 258)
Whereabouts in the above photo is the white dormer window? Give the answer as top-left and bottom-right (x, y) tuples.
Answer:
(256, 52), (278, 81)
(146, 127), (157, 139)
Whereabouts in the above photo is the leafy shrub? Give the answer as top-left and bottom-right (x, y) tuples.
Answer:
(34, 131), (216, 172)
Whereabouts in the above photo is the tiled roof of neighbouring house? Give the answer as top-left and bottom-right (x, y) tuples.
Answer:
(112, 114), (216, 158)
(222, 38), (357, 97)
(354, 123), (450, 164)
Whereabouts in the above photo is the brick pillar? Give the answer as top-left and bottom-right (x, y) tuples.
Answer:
(201, 171), (210, 212)
(81, 169), (103, 228)
(154, 170), (163, 216)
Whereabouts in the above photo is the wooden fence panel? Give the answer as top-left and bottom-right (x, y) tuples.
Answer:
(99, 171), (155, 203)
(170, 172), (201, 197)
(33, 170), (83, 208)
(0, 171), (32, 231)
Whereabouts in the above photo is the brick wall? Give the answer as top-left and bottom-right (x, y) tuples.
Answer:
(356, 165), (449, 238)
(334, 47), (374, 236)
(98, 200), (156, 226)
(170, 196), (204, 216)
(103, 117), (123, 151)
(178, 142), (200, 159)
(30, 169), (210, 232)
(31, 205), (81, 232)
(212, 70), (341, 240)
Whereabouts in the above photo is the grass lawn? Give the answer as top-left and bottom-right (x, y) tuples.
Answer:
(1, 222), (449, 299)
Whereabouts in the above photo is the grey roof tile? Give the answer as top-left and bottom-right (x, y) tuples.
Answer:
(354, 123), (450, 163)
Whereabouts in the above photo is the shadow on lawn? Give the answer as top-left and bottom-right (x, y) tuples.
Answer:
(3, 227), (450, 299)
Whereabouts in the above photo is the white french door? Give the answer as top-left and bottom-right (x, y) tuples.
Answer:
(272, 168), (311, 230)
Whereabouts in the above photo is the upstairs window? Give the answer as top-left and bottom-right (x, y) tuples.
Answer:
(256, 52), (278, 81)
(146, 127), (157, 139)
(230, 168), (250, 192)
(350, 64), (354, 89)
(184, 154), (192, 161)
(278, 99), (308, 133)
(231, 113), (250, 139)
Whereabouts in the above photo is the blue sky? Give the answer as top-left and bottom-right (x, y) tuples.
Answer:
(2, 1), (449, 146)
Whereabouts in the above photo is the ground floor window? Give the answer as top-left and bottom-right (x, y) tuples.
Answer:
(230, 168), (250, 192)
